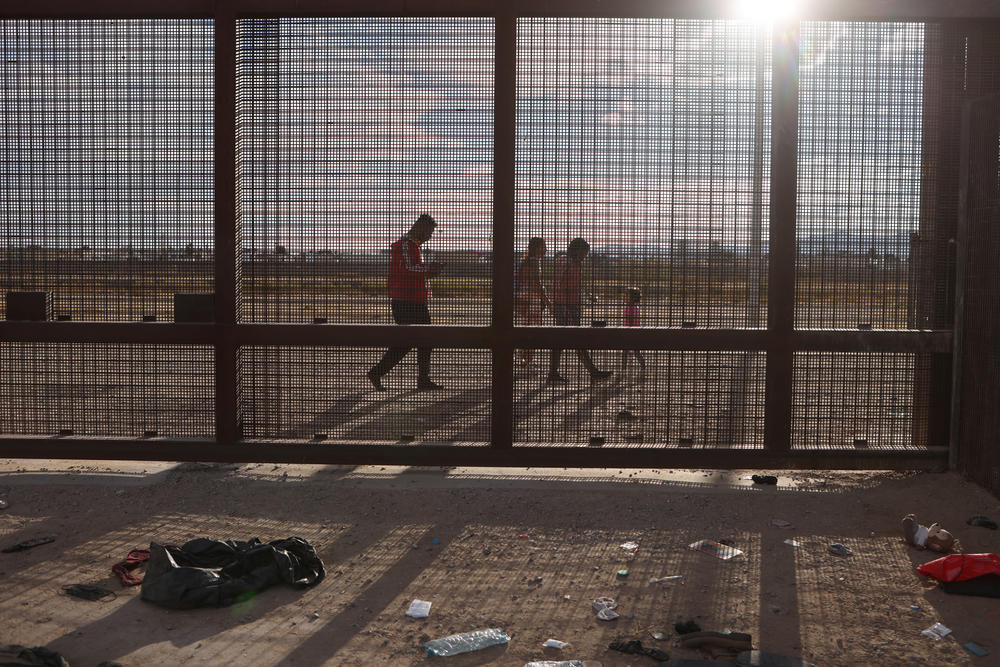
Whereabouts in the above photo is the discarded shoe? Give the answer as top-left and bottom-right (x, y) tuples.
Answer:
(967, 515), (998, 530)
(608, 638), (670, 662)
(828, 543), (853, 557)
(593, 596), (619, 621)
(2, 536), (55, 553)
(62, 583), (116, 601)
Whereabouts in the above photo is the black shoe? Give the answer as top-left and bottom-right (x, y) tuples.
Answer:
(590, 369), (613, 384)
(417, 378), (443, 391)
(367, 369), (385, 391)
(545, 374), (568, 385)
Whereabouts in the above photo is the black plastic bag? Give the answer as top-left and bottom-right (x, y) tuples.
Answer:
(140, 536), (325, 609)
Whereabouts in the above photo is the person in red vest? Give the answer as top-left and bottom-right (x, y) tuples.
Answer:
(367, 214), (444, 391)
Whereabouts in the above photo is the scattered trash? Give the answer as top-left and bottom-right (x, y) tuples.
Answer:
(751, 474), (778, 485)
(423, 628), (510, 657)
(964, 641), (990, 657)
(62, 584), (117, 602)
(140, 537), (325, 609)
(112, 549), (150, 587)
(649, 629), (667, 640)
(0, 498), (7, 510)
(620, 541), (639, 552)
(828, 543), (853, 557)
(2, 536), (55, 553)
(593, 597), (619, 621)
(771, 519), (793, 529)
(607, 638), (669, 662)
(524, 661), (586, 667)
(967, 515), (998, 530)
(921, 622), (951, 640)
(649, 575), (683, 584)
(689, 539), (744, 560)
(406, 600), (432, 618)
(432, 539), (440, 545)
(783, 539), (802, 547)
(674, 619), (701, 634)
(518, 534), (529, 539)
(679, 630), (753, 652)
(910, 604), (921, 610)
(616, 570), (629, 578)
(917, 553), (1000, 582)
(544, 638), (569, 649)
(310, 611), (319, 620)
(902, 514), (955, 552)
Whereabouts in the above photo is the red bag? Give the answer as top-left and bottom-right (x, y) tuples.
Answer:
(917, 553), (1000, 582)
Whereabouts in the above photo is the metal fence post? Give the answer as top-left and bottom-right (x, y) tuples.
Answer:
(764, 20), (799, 452)
(491, 9), (516, 450)
(215, 1), (239, 446)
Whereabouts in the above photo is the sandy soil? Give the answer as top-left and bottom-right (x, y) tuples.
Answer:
(0, 461), (998, 666)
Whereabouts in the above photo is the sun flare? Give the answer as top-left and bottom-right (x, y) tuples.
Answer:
(734, 0), (799, 23)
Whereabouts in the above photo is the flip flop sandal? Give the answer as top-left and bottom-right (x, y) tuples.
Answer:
(62, 584), (117, 602)
(2, 536), (55, 553)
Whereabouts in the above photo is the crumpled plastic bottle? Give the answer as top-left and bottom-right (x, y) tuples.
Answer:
(422, 628), (510, 657)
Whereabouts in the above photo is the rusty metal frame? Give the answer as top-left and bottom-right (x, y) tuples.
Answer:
(1, 0), (981, 468)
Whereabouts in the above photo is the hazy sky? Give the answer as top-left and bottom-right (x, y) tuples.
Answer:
(2, 18), (924, 255)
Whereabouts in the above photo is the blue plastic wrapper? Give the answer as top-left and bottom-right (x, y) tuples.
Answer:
(423, 628), (510, 657)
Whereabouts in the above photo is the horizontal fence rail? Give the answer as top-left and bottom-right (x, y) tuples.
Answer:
(2, 5), (999, 471)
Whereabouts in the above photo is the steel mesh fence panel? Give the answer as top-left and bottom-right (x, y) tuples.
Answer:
(0, 20), (214, 322)
(240, 346), (491, 444)
(514, 350), (764, 447)
(0, 343), (214, 438)
(237, 18), (494, 325)
(796, 22), (925, 331)
(791, 352), (927, 449)
(515, 18), (771, 330)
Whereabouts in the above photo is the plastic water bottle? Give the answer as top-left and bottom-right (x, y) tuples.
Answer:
(422, 628), (510, 657)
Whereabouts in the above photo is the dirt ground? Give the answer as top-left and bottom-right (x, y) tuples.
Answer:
(1, 461), (998, 666)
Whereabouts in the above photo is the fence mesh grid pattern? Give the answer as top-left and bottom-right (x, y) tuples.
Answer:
(791, 352), (926, 449)
(0, 20), (214, 322)
(3, 16), (998, 457)
(514, 350), (765, 448)
(237, 18), (495, 325)
(240, 346), (491, 443)
(516, 18), (771, 330)
(795, 22), (924, 331)
(0, 343), (214, 437)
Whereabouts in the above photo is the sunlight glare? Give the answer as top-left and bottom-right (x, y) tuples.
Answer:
(735, 0), (798, 23)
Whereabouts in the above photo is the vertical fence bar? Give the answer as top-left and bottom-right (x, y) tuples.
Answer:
(215, 2), (239, 445)
(491, 10), (516, 449)
(764, 19), (798, 452)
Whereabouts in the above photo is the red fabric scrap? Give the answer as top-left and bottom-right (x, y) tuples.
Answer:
(917, 553), (1000, 582)
(112, 548), (150, 586)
